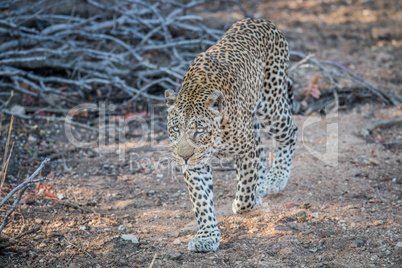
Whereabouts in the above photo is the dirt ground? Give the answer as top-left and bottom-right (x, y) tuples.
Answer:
(1, 0), (401, 267)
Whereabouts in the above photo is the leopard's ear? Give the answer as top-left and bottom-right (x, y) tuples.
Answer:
(165, 89), (177, 108)
(205, 91), (224, 116)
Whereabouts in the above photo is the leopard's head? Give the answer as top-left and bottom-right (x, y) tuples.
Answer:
(165, 88), (225, 168)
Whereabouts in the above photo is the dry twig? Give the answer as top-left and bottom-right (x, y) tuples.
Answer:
(0, 158), (51, 237)
(359, 118), (402, 138)
(290, 51), (400, 109)
(0, 0), (226, 105)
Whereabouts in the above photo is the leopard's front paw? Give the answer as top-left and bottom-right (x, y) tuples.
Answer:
(188, 231), (220, 252)
(232, 199), (256, 214)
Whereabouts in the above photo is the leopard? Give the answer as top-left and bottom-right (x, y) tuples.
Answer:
(165, 18), (297, 252)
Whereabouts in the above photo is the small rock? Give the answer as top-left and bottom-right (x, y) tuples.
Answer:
(311, 212), (319, 218)
(35, 219), (43, 224)
(39, 259), (45, 263)
(286, 222), (304, 231)
(373, 220), (383, 226)
(261, 202), (269, 207)
(370, 255), (378, 261)
(295, 211), (307, 223)
(154, 199), (162, 206)
(120, 234), (139, 245)
(10, 105), (25, 115)
(396, 242), (402, 248)
(173, 238), (181, 245)
(156, 174), (164, 178)
(57, 193), (65, 200)
(22, 196), (36, 205)
(147, 190), (156, 196)
(27, 135), (38, 143)
(34, 235), (42, 240)
(79, 225), (89, 231)
(113, 200), (136, 209)
(169, 250), (181, 260)
(118, 225), (126, 232)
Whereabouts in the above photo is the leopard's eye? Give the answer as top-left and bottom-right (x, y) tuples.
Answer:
(171, 126), (179, 133)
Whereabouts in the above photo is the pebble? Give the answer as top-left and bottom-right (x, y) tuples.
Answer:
(57, 193), (65, 200)
(120, 234), (139, 245)
(173, 238), (181, 245)
(27, 135), (38, 143)
(286, 222), (304, 231)
(295, 211), (307, 222)
(311, 212), (319, 218)
(261, 202), (269, 207)
(113, 200), (136, 209)
(35, 219), (43, 224)
(169, 250), (181, 260)
(79, 225), (89, 231)
(373, 220), (383, 226)
(118, 225), (126, 232)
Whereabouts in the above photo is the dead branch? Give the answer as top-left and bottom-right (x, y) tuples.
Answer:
(0, 0), (399, 119)
(0, 158), (51, 208)
(359, 118), (402, 138)
(290, 51), (400, 108)
(0, 158), (51, 238)
(0, 0), (226, 106)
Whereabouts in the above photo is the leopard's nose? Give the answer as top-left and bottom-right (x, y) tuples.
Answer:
(181, 154), (194, 162)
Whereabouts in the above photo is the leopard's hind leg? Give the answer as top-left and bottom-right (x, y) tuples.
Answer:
(256, 31), (297, 197)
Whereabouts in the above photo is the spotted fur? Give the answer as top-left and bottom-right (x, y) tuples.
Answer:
(165, 18), (297, 252)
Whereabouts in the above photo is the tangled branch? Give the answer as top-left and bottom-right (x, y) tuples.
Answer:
(290, 51), (401, 113)
(0, 0), (399, 119)
(0, 158), (51, 244)
(0, 0), (226, 105)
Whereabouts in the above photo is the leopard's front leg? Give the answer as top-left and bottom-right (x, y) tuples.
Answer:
(184, 165), (220, 252)
(232, 155), (262, 214)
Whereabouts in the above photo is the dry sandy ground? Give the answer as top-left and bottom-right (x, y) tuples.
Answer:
(1, 104), (401, 267)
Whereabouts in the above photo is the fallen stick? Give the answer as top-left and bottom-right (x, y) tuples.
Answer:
(0, 158), (51, 238)
(0, 158), (50, 208)
(359, 118), (402, 138)
(290, 51), (400, 107)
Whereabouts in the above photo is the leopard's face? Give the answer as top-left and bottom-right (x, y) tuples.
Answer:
(165, 89), (224, 168)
